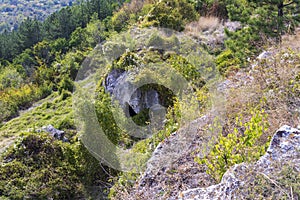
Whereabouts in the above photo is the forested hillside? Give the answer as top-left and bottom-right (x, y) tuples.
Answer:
(0, 0), (78, 33)
(0, 0), (299, 199)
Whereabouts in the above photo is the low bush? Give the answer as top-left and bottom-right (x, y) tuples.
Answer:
(0, 133), (113, 199)
(143, 0), (198, 31)
(196, 49), (300, 183)
(0, 83), (52, 122)
(0, 66), (24, 90)
(196, 107), (270, 182)
(216, 49), (240, 76)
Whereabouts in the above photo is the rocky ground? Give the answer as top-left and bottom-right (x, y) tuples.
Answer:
(110, 22), (300, 200)
(180, 125), (300, 200)
(133, 116), (216, 199)
(123, 117), (300, 199)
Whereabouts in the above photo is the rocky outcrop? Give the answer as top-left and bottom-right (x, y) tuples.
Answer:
(130, 115), (217, 199)
(127, 125), (300, 200)
(257, 50), (273, 60)
(41, 125), (68, 142)
(104, 68), (161, 115)
(185, 19), (241, 53)
(179, 125), (300, 200)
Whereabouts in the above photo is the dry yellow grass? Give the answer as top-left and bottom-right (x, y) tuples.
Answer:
(223, 49), (300, 141)
(185, 16), (221, 34)
(281, 27), (300, 50)
(0, 136), (16, 154)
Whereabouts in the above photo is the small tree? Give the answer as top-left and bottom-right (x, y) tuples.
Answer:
(145, 0), (198, 31)
(248, 0), (300, 41)
(226, 0), (300, 43)
(216, 0), (300, 73)
(197, 108), (270, 182)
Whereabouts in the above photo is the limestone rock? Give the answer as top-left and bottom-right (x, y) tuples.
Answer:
(104, 69), (161, 114)
(179, 125), (300, 200)
(257, 51), (272, 60)
(42, 125), (68, 142)
(131, 116), (216, 199)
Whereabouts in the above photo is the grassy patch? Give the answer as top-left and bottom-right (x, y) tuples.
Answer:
(0, 92), (75, 153)
(234, 163), (300, 199)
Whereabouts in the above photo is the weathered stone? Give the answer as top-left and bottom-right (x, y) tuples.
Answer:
(42, 125), (68, 142)
(179, 125), (300, 200)
(257, 51), (272, 60)
(104, 69), (161, 115)
(131, 116), (216, 199)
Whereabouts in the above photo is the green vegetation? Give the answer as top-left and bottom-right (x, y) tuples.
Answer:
(0, 132), (113, 199)
(0, 0), (77, 33)
(0, 0), (299, 199)
(232, 164), (300, 199)
(215, 0), (300, 74)
(0, 0), (126, 60)
(196, 107), (270, 182)
(94, 47), (205, 145)
(0, 83), (51, 122)
(143, 0), (198, 31)
(0, 92), (117, 199)
(197, 46), (300, 182)
(0, 92), (71, 137)
(108, 99), (183, 198)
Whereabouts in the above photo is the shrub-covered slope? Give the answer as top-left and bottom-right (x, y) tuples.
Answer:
(0, 0), (77, 33)
(0, 0), (299, 199)
(110, 46), (300, 199)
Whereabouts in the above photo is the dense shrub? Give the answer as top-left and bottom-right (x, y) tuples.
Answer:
(0, 83), (52, 122)
(0, 133), (113, 199)
(95, 84), (124, 146)
(216, 49), (240, 75)
(111, 8), (131, 32)
(12, 49), (37, 77)
(0, 66), (24, 90)
(58, 76), (74, 94)
(144, 0), (198, 31)
(197, 108), (270, 182)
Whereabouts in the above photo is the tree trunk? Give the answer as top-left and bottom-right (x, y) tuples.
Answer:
(277, 1), (284, 43)
(278, 2), (284, 17)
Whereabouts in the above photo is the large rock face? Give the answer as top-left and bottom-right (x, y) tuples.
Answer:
(127, 124), (300, 200)
(104, 68), (161, 115)
(179, 125), (300, 200)
(129, 116), (216, 199)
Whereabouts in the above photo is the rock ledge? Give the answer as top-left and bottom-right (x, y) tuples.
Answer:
(179, 125), (300, 200)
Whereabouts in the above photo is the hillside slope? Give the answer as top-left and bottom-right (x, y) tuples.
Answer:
(109, 29), (300, 199)
(180, 125), (300, 200)
(0, 0), (77, 32)
(0, 92), (73, 153)
(0, 0), (300, 199)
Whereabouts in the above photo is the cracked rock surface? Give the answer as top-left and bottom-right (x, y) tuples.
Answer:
(179, 125), (300, 200)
